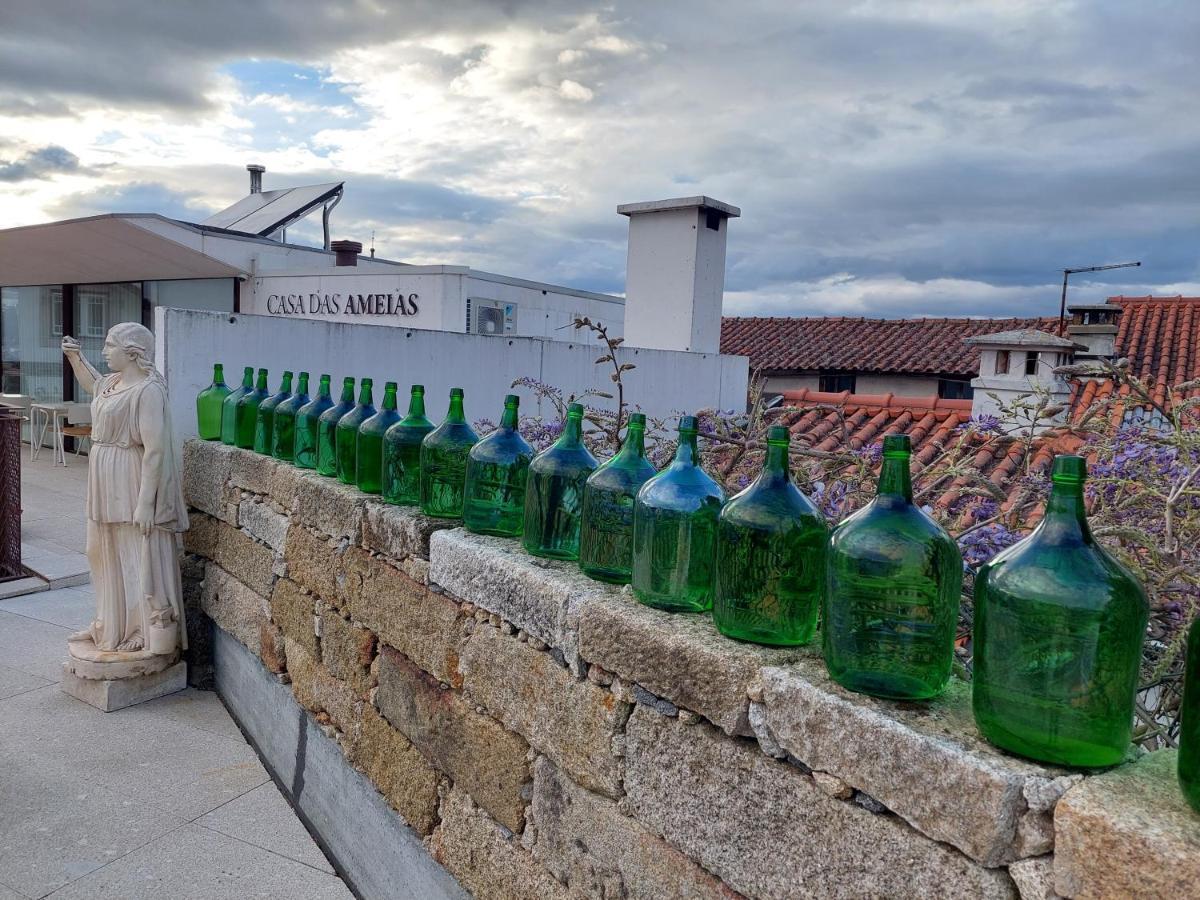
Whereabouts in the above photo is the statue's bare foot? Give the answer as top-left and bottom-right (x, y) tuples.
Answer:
(67, 629), (92, 642)
(116, 636), (144, 652)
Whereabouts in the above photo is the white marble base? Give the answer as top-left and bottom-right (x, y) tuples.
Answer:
(61, 660), (187, 712)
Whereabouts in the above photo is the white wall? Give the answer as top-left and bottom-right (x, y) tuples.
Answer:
(146, 278), (236, 313)
(156, 308), (747, 444)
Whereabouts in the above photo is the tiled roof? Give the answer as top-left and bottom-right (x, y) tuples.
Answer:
(720, 315), (1057, 377)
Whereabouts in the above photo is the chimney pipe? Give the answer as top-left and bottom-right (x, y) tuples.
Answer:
(330, 240), (362, 267)
(247, 164), (265, 194)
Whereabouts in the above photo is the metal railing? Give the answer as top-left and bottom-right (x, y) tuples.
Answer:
(0, 406), (22, 581)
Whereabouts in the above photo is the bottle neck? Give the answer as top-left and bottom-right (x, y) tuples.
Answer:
(357, 384), (373, 406)
(382, 388), (397, 411)
(241, 368), (253, 389)
(877, 454), (913, 502)
(296, 374), (309, 396)
(500, 403), (519, 429)
(339, 382), (354, 404)
(617, 423), (646, 459)
(1039, 479), (1091, 543)
(255, 373), (268, 391)
(407, 391), (426, 419)
(447, 395), (465, 423)
(317, 377), (331, 399)
(558, 413), (583, 447)
(673, 430), (698, 466)
(213, 364), (225, 385)
(279, 375), (293, 394)
(760, 441), (790, 485)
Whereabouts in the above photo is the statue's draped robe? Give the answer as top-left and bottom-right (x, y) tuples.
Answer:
(84, 373), (189, 652)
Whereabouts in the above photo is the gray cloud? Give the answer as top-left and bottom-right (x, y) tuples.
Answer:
(0, 144), (80, 182)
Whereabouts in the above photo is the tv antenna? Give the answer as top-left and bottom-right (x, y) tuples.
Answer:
(1058, 261), (1141, 335)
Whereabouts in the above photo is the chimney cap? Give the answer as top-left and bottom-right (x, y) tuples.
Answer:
(964, 328), (1086, 351)
(617, 196), (741, 218)
(330, 240), (362, 254)
(246, 164), (266, 173)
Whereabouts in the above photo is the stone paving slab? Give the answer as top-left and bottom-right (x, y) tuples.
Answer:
(43, 823), (353, 900)
(0, 587), (351, 899)
(0, 578), (48, 600)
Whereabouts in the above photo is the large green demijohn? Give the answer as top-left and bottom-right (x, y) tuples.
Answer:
(254, 370), (293, 455)
(522, 402), (597, 559)
(382, 385), (434, 506)
(973, 454), (1149, 767)
(824, 433), (961, 700)
(1179, 620), (1200, 813)
(336, 378), (375, 485)
(316, 377), (355, 477)
(357, 381), (400, 495)
(420, 388), (478, 518)
(220, 365), (254, 445)
(579, 413), (656, 584)
(196, 363), (231, 440)
(714, 426), (828, 646)
(463, 394), (533, 537)
(233, 368), (269, 450)
(272, 371), (310, 462)
(294, 374), (334, 470)
(631, 415), (725, 612)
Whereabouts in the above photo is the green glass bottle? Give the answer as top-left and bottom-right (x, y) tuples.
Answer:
(254, 370), (293, 455)
(463, 394), (533, 537)
(383, 385), (435, 506)
(336, 378), (375, 485)
(220, 366), (254, 446)
(631, 415), (726, 612)
(824, 434), (961, 700)
(295, 374), (333, 470)
(357, 381), (400, 495)
(973, 455), (1149, 767)
(196, 363), (231, 440)
(579, 413), (656, 584)
(272, 371), (309, 462)
(714, 426), (828, 646)
(522, 403), (598, 559)
(420, 388), (479, 519)
(234, 368), (269, 450)
(1180, 621), (1200, 813)
(317, 377), (355, 478)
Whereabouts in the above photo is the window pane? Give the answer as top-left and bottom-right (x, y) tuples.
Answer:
(819, 373), (857, 393)
(1, 285), (64, 402)
(72, 282), (142, 400)
(995, 350), (1010, 375)
(1025, 352), (1039, 376)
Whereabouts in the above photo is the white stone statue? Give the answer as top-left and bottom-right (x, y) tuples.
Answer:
(59, 324), (189, 707)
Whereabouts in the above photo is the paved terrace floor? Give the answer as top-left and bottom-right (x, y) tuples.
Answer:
(0, 453), (354, 899)
(3, 452), (91, 598)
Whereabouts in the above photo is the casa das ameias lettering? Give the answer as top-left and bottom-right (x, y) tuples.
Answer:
(265, 292), (420, 318)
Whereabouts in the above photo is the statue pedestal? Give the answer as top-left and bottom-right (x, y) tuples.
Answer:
(61, 640), (187, 712)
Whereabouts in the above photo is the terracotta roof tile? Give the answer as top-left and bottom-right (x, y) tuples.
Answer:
(720, 315), (1057, 377)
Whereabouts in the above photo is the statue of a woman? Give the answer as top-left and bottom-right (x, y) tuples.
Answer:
(62, 323), (188, 658)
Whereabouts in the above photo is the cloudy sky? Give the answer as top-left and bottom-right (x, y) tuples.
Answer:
(1, 1), (1198, 317)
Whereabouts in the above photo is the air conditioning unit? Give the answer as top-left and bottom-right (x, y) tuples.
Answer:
(469, 298), (517, 336)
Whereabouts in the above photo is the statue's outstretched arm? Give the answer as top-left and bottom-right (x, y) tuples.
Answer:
(61, 336), (101, 395)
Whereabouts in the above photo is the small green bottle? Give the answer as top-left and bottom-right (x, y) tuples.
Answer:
(295, 374), (333, 470)
(973, 455), (1149, 767)
(272, 371), (309, 461)
(383, 385), (434, 506)
(631, 415), (725, 612)
(463, 394), (533, 537)
(220, 366), (254, 446)
(824, 434), (961, 700)
(1180, 621), (1200, 813)
(234, 368), (269, 450)
(714, 426), (828, 646)
(196, 363), (231, 440)
(317, 377), (355, 478)
(254, 370), (293, 455)
(522, 403), (598, 559)
(420, 388), (478, 519)
(579, 413), (656, 584)
(336, 378), (375, 485)
(357, 381), (400, 495)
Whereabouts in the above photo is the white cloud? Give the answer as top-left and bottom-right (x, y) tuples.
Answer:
(558, 79), (594, 102)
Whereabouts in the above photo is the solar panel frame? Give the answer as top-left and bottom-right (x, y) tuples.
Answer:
(201, 182), (343, 236)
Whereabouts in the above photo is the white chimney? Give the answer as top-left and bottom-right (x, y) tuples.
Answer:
(247, 163), (265, 194)
(965, 329), (1085, 433)
(617, 196), (740, 353)
(1066, 301), (1122, 360)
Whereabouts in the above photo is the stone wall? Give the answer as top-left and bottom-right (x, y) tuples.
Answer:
(180, 440), (1200, 900)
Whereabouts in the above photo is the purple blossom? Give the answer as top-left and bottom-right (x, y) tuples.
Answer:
(958, 523), (1021, 569)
